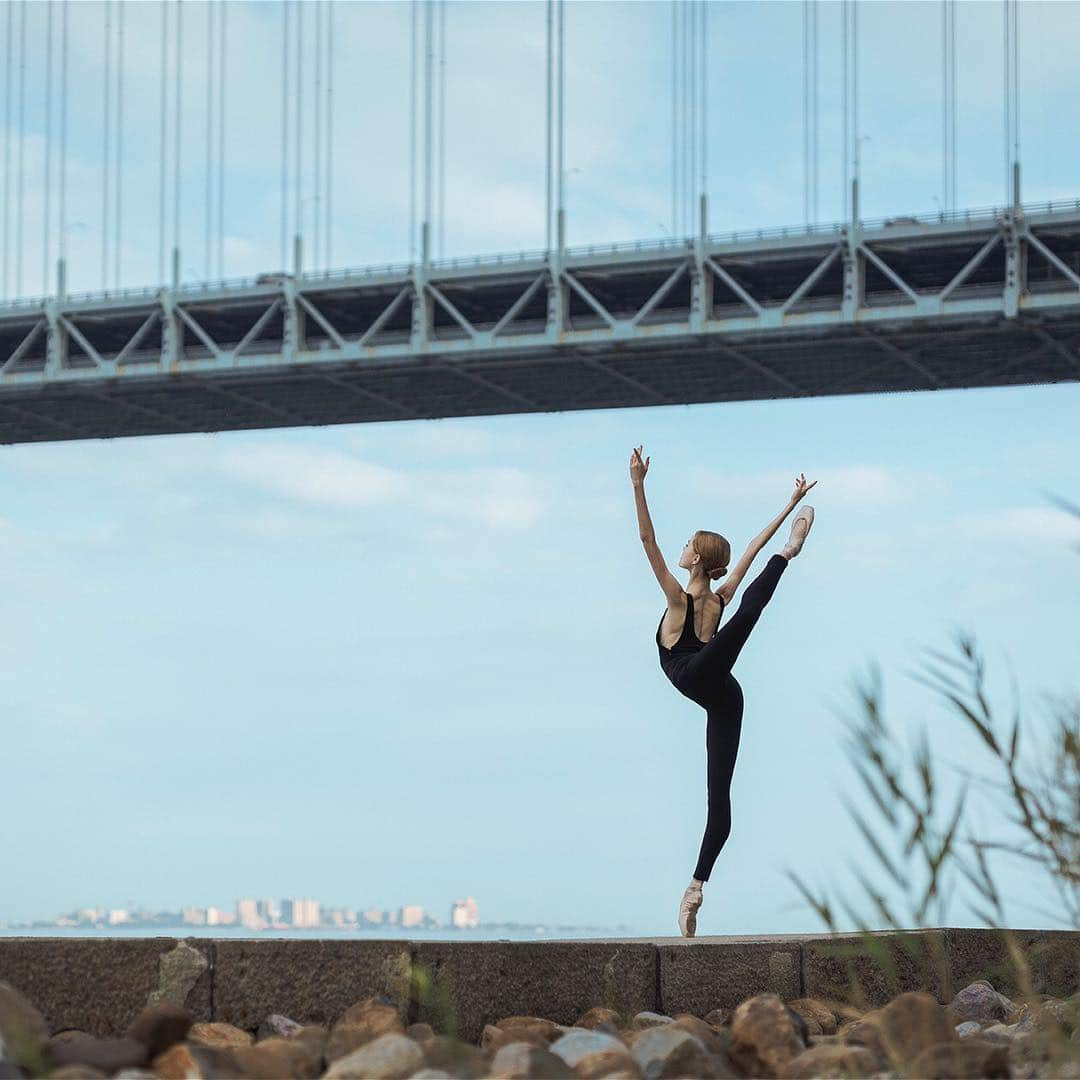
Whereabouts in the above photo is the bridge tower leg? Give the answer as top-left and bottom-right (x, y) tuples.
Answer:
(411, 221), (433, 352)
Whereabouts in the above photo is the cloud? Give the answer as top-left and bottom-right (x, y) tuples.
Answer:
(956, 506), (1080, 548)
(688, 464), (948, 509)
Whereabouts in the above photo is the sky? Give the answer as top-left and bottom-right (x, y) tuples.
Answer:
(1, 0), (1079, 935)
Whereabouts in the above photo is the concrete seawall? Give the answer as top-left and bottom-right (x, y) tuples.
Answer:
(1, 928), (1076, 1045)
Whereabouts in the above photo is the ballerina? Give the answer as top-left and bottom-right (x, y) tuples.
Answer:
(630, 445), (816, 937)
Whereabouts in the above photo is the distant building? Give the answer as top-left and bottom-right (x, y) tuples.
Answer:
(181, 906), (207, 926)
(236, 899), (263, 929)
(256, 899), (279, 923)
(450, 897), (478, 929)
(361, 907), (383, 926)
(399, 905), (424, 928)
(107, 909), (130, 926)
(281, 897), (320, 928)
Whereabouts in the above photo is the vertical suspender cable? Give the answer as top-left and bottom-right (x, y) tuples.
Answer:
(410, 0), (416, 261)
(1011, 0), (1018, 196)
(438, 0), (445, 260)
(700, 0), (706, 224)
(557, 0), (563, 248)
(174, 0), (183, 284)
(326, 0), (333, 269)
(950, 1), (956, 211)
(281, 1), (288, 271)
(295, 0), (302, 270)
(681, 0), (688, 235)
(803, 1), (809, 226)
(689, 0), (696, 234)
(218, 0), (226, 278)
(1002, 0), (1009, 200)
(665, 1), (673, 238)
(314, 0), (322, 271)
(159, 0), (167, 284)
(205, 0), (213, 278)
(103, 0), (111, 290)
(841, 0), (848, 219)
(59, 0), (67, 286)
(811, 0), (818, 223)
(115, 0), (124, 289)
(546, 0), (552, 253)
(1, 2), (10, 299)
(424, 0), (432, 261)
(15, 0), (25, 298)
(852, 0), (858, 209)
(941, 0), (947, 212)
(43, 0), (53, 297)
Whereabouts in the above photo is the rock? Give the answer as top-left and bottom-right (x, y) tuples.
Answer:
(573, 1048), (642, 1078)
(188, 1021), (255, 1050)
(339, 995), (405, 1034)
(629, 1026), (725, 1079)
(573, 1008), (623, 1034)
(549, 1030), (628, 1069)
(256, 1013), (304, 1040)
(1008, 1028), (1080, 1080)
(151, 1041), (234, 1079)
(955, 1020), (983, 1039)
(701, 1008), (728, 1029)
(667, 1015), (731, 1059)
(46, 1034), (149, 1073)
(113, 1071), (160, 1079)
(323, 1032), (425, 1079)
(843, 991), (956, 1071)
(490, 1040), (575, 1079)
(787, 998), (838, 1036)
(629, 1013), (673, 1031)
(779, 1042), (879, 1079)
(406, 1022), (436, 1044)
(0, 980), (50, 1073)
(483, 1024), (552, 1053)
(980, 1023), (1021, 1044)
(947, 980), (1015, 1027)
(230, 1033), (324, 1078)
(496, 1017), (565, 1045)
(45, 1068), (107, 1079)
(410, 1072), (455, 1080)
(125, 1002), (193, 1059)
(729, 993), (806, 1077)
(907, 1038), (1011, 1078)
(421, 1033), (490, 1077)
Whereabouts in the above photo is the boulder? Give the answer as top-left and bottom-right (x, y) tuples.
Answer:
(946, 981), (1015, 1027)
(125, 1002), (193, 1059)
(729, 993), (806, 1077)
(323, 1032), (425, 1079)
(490, 1040), (575, 1079)
(779, 1042), (879, 1079)
(906, 1038), (1011, 1078)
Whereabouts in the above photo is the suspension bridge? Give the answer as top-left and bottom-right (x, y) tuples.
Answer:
(0, 0), (1077, 445)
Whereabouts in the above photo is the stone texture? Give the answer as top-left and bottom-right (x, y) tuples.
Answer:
(629, 1012), (672, 1031)
(213, 939), (412, 1033)
(802, 929), (949, 1009)
(728, 993), (806, 1077)
(420, 1033), (491, 1077)
(946, 979), (1015, 1026)
(628, 1026), (727, 1080)
(45, 1034), (149, 1073)
(228, 1033), (324, 1078)
(412, 942), (656, 1046)
(573, 1008), (622, 1034)
(125, 1001), (192, 1058)
(255, 1013), (303, 1040)
(0, 937), (211, 1037)
(906, 1037), (1012, 1078)
(786, 997), (838, 1036)
(187, 1020), (255, 1049)
(323, 1032), (425, 1079)
(659, 937), (804, 1018)
(573, 1048), (642, 1078)
(491, 1041), (574, 1079)
(549, 1029), (628, 1068)
(779, 1042), (879, 1079)
(944, 929), (1080, 1001)
(842, 991), (957, 1072)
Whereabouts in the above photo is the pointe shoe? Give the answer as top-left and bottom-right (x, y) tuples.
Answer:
(678, 882), (703, 938)
(781, 505), (814, 560)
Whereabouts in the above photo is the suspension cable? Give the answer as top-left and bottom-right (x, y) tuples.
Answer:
(174, 0), (183, 282)
(59, 0), (67, 280)
(43, 0), (53, 296)
(115, 0), (124, 289)
(326, 0), (333, 269)
(545, 0), (552, 253)
(410, 0), (416, 261)
(295, 0), (302, 269)
(103, 0), (111, 290)
(701, 0), (707, 218)
(438, 0), (445, 260)
(158, 0), (167, 284)
(205, 0), (213, 278)
(15, 0), (25, 298)
(314, 0), (322, 271)
(218, 0), (225, 279)
(557, 0), (563, 245)
(2, 1), (10, 299)
(281, 0), (288, 271)
(669, 1), (675, 238)
(841, 0), (848, 218)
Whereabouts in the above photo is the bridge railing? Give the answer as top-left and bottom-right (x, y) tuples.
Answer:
(2, 196), (1080, 315)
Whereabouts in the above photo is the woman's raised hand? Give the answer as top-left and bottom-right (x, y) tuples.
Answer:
(630, 445), (650, 485)
(791, 472), (817, 502)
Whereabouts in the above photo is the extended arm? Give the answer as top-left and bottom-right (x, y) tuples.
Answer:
(717, 497), (799, 604)
(630, 446), (683, 606)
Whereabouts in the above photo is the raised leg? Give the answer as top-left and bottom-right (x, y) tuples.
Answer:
(690, 553), (788, 684)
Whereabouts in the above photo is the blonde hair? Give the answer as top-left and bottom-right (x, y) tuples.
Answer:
(693, 530), (731, 580)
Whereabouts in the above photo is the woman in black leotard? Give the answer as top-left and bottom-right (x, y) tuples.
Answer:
(630, 445), (816, 937)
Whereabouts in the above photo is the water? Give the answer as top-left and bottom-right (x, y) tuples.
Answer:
(0, 924), (647, 942)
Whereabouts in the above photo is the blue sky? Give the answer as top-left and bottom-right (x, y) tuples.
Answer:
(1, 1), (1079, 934)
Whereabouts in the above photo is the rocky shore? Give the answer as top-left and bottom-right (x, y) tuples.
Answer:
(1, 977), (1077, 1079)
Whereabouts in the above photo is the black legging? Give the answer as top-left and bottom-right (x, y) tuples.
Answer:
(675, 553), (789, 882)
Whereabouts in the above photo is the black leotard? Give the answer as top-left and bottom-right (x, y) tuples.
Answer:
(653, 555), (789, 883)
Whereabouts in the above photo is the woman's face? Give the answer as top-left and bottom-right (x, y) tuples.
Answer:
(678, 536), (699, 572)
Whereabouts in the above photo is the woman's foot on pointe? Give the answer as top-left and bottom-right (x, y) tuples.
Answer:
(678, 881), (704, 937)
(781, 505), (815, 560)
